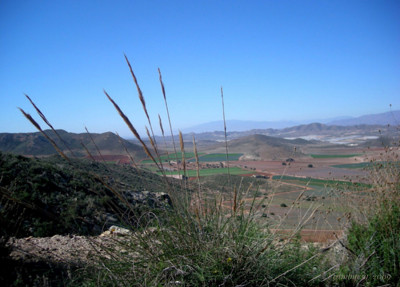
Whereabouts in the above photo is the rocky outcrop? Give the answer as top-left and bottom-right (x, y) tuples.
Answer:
(7, 225), (136, 265)
(123, 190), (172, 208)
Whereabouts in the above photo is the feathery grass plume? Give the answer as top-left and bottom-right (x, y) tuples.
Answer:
(80, 141), (96, 161)
(104, 90), (160, 170)
(145, 126), (166, 176)
(158, 68), (181, 173)
(179, 131), (187, 191)
(221, 87), (232, 205)
(116, 132), (139, 170)
(192, 135), (200, 182)
(158, 114), (173, 169)
(158, 115), (180, 187)
(145, 126), (155, 156)
(158, 114), (168, 159)
(158, 114), (164, 136)
(232, 186), (238, 215)
(124, 54), (146, 120)
(25, 94), (76, 157)
(85, 126), (105, 163)
(124, 54), (160, 156)
(192, 135), (202, 213)
(19, 108), (69, 161)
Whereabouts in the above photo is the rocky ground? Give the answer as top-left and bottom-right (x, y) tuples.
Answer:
(6, 226), (135, 265)
(6, 225), (347, 265)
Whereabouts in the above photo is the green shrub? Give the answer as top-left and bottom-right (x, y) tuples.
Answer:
(335, 139), (400, 286)
(336, 203), (400, 286)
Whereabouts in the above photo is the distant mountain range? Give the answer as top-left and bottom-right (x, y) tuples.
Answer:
(176, 122), (397, 142)
(1, 110), (399, 157)
(182, 110), (400, 133)
(181, 120), (299, 133)
(0, 130), (146, 158)
(327, 110), (400, 126)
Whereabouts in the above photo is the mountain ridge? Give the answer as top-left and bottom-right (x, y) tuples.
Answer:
(2, 110), (399, 157)
(181, 110), (400, 134)
(0, 130), (147, 158)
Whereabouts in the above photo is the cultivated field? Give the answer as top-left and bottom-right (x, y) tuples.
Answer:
(136, 142), (398, 242)
(85, 138), (398, 243)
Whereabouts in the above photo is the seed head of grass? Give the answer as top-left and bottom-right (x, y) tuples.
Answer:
(18, 107), (69, 161)
(104, 90), (158, 168)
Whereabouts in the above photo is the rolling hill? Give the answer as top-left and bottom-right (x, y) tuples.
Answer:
(0, 130), (148, 159)
(208, 134), (309, 160)
(156, 122), (397, 147)
(0, 151), (178, 238)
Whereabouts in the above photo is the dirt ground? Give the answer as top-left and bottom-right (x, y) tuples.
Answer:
(234, 159), (369, 181)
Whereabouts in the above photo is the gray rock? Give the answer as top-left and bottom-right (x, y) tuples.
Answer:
(123, 190), (172, 208)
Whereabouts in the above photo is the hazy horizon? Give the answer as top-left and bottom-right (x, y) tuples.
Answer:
(1, 1), (399, 138)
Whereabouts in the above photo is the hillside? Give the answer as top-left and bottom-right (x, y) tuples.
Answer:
(361, 135), (400, 148)
(155, 123), (398, 147)
(208, 134), (308, 160)
(0, 152), (178, 238)
(0, 130), (147, 159)
(277, 123), (386, 136)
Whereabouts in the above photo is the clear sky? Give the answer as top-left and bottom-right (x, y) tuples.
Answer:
(1, 0), (399, 137)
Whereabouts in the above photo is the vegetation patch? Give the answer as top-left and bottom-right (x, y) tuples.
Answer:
(332, 161), (400, 170)
(336, 203), (400, 286)
(272, 175), (371, 189)
(310, 154), (361, 158)
(0, 152), (176, 237)
(158, 166), (252, 177)
(190, 153), (243, 162)
(331, 162), (376, 169)
(141, 152), (203, 163)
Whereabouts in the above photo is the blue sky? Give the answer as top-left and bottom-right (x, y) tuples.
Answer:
(1, 0), (399, 137)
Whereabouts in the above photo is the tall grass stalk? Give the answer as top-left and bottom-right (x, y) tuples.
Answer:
(18, 108), (70, 161)
(116, 131), (139, 170)
(159, 68), (181, 174)
(192, 135), (203, 215)
(179, 131), (188, 193)
(85, 126), (106, 163)
(125, 55), (165, 172)
(25, 94), (76, 157)
(104, 91), (159, 170)
(220, 87), (231, 189)
(80, 141), (96, 161)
